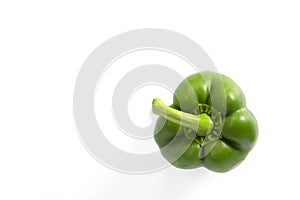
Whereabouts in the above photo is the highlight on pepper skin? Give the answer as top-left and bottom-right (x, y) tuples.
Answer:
(152, 71), (258, 173)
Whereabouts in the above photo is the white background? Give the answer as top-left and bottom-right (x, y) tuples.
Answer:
(1, 1), (300, 199)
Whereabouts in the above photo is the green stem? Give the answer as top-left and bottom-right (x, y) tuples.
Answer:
(152, 98), (214, 136)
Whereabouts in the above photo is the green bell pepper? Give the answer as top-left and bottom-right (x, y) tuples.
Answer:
(152, 71), (258, 172)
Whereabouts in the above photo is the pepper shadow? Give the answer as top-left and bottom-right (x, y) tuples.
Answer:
(88, 166), (212, 200)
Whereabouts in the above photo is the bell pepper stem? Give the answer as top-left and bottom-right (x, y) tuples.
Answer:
(152, 98), (214, 136)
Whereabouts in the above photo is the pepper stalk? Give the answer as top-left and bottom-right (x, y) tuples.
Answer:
(152, 98), (214, 137)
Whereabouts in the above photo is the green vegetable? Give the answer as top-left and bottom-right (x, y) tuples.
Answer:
(152, 71), (258, 172)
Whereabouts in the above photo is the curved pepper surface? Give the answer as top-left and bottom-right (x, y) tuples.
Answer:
(152, 71), (258, 172)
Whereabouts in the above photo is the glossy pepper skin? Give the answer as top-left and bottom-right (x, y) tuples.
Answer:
(152, 71), (258, 173)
